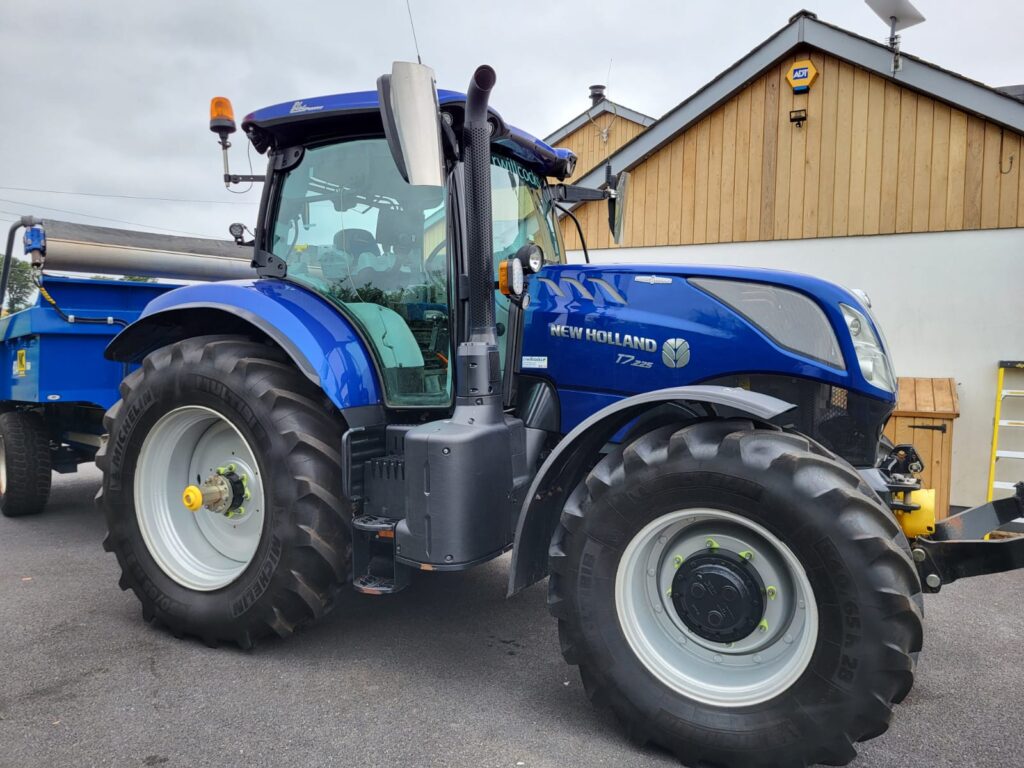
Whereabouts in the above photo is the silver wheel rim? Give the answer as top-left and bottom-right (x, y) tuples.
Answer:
(615, 508), (818, 707)
(134, 405), (265, 591)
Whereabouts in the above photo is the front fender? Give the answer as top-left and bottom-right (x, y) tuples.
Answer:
(105, 279), (381, 412)
(507, 385), (794, 596)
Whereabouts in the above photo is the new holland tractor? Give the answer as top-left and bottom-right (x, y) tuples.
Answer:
(81, 63), (1023, 766)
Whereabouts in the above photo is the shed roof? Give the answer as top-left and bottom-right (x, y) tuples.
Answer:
(569, 9), (1024, 193)
(544, 99), (655, 146)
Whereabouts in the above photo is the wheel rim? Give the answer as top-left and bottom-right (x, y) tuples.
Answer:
(615, 508), (818, 707)
(134, 405), (266, 591)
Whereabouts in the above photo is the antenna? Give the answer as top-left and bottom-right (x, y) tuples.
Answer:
(405, 0), (423, 65)
(865, 0), (926, 74)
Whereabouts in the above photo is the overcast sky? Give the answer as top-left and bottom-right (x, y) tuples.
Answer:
(1, 0), (1021, 245)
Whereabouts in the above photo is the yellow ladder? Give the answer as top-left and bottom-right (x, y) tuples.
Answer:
(987, 360), (1024, 501)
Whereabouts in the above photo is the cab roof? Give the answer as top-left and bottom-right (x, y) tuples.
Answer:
(242, 89), (576, 180)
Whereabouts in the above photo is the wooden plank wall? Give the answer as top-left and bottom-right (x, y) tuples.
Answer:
(562, 51), (1024, 251)
(551, 112), (647, 184)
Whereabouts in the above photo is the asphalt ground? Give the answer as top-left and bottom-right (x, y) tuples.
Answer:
(2, 465), (1023, 768)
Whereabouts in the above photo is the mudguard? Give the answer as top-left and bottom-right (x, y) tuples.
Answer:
(105, 279), (381, 413)
(506, 385), (795, 596)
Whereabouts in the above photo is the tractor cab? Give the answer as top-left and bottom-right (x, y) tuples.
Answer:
(230, 85), (574, 409)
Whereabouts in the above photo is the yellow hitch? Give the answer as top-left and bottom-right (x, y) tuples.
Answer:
(896, 488), (937, 539)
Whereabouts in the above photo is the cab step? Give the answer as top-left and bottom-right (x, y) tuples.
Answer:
(351, 514), (411, 595)
(353, 573), (404, 595)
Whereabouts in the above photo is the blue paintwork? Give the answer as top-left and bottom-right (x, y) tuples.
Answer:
(0, 276), (175, 409)
(242, 89), (574, 179)
(126, 279), (381, 412)
(520, 263), (894, 434)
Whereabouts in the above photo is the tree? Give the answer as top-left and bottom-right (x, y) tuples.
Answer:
(5, 258), (36, 314)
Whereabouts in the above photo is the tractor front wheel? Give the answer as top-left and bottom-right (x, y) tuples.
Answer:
(549, 419), (923, 768)
(97, 336), (351, 648)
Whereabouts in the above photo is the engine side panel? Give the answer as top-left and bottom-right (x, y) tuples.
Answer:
(520, 263), (894, 435)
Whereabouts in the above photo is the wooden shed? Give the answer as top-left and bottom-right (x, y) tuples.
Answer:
(883, 377), (960, 517)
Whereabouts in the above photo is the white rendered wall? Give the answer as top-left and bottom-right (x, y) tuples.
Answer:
(569, 228), (1024, 507)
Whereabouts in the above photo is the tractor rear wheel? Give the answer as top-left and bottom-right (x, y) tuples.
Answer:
(97, 336), (351, 648)
(548, 419), (923, 768)
(0, 410), (52, 517)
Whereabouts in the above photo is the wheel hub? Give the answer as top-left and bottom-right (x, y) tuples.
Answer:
(672, 549), (766, 643)
(182, 465), (250, 518)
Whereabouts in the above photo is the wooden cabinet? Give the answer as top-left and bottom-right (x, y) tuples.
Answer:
(883, 377), (959, 518)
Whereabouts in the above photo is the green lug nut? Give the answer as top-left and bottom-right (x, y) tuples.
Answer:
(705, 538), (719, 550)
(758, 619), (769, 633)
(215, 466), (228, 475)
(673, 555), (684, 569)
(226, 463), (236, 473)
(739, 550), (754, 561)
(244, 489), (251, 500)
(766, 585), (778, 600)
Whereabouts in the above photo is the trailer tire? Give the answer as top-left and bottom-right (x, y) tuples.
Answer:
(97, 335), (351, 648)
(548, 419), (923, 768)
(0, 411), (52, 517)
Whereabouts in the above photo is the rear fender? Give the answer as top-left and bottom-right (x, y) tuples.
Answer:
(105, 279), (381, 413)
(507, 385), (794, 595)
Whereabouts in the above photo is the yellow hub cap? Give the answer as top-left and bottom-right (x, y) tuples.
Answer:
(182, 485), (204, 512)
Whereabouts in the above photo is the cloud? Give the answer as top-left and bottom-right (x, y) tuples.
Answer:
(1, 0), (1020, 244)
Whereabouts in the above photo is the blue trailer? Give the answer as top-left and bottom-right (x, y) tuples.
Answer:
(0, 218), (248, 515)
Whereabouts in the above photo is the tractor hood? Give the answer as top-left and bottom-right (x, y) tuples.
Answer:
(520, 262), (895, 430)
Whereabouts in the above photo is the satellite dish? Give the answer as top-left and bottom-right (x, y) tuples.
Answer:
(865, 0), (926, 73)
(865, 0), (926, 31)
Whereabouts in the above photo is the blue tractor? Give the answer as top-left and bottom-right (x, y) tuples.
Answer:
(88, 64), (1022, 767)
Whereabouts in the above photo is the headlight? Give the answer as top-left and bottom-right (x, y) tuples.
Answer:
(690, 278), (844, 369)
(841, 304), (896, 392)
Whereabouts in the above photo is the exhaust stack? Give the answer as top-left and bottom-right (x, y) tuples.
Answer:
(462, 65), (498, 345)
(453, 65), (503, 414)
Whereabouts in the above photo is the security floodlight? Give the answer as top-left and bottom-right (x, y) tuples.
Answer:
(865, 0), (926, 73)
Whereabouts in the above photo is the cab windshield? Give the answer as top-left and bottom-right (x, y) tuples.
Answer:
(269, 137), (561, 407)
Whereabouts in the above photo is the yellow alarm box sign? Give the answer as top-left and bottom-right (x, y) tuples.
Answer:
(786, 59), (818, 93)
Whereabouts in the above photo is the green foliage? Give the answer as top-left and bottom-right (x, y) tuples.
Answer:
(6, 259), (36, 314)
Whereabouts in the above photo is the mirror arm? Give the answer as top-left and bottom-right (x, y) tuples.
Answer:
(224, 174), (266, 185)
(549, 183), (611, 204)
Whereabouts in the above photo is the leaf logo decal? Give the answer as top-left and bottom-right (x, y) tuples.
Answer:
(661, 338), (691, 369)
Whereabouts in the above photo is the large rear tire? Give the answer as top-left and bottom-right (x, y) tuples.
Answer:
(97, 336), (351, 648)
(548, 419), (923, 768)
(0, 410), (52, 517)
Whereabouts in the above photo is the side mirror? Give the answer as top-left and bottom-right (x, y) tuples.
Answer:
(377, 62), (444, 187)
(607, 170), (630, 245)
